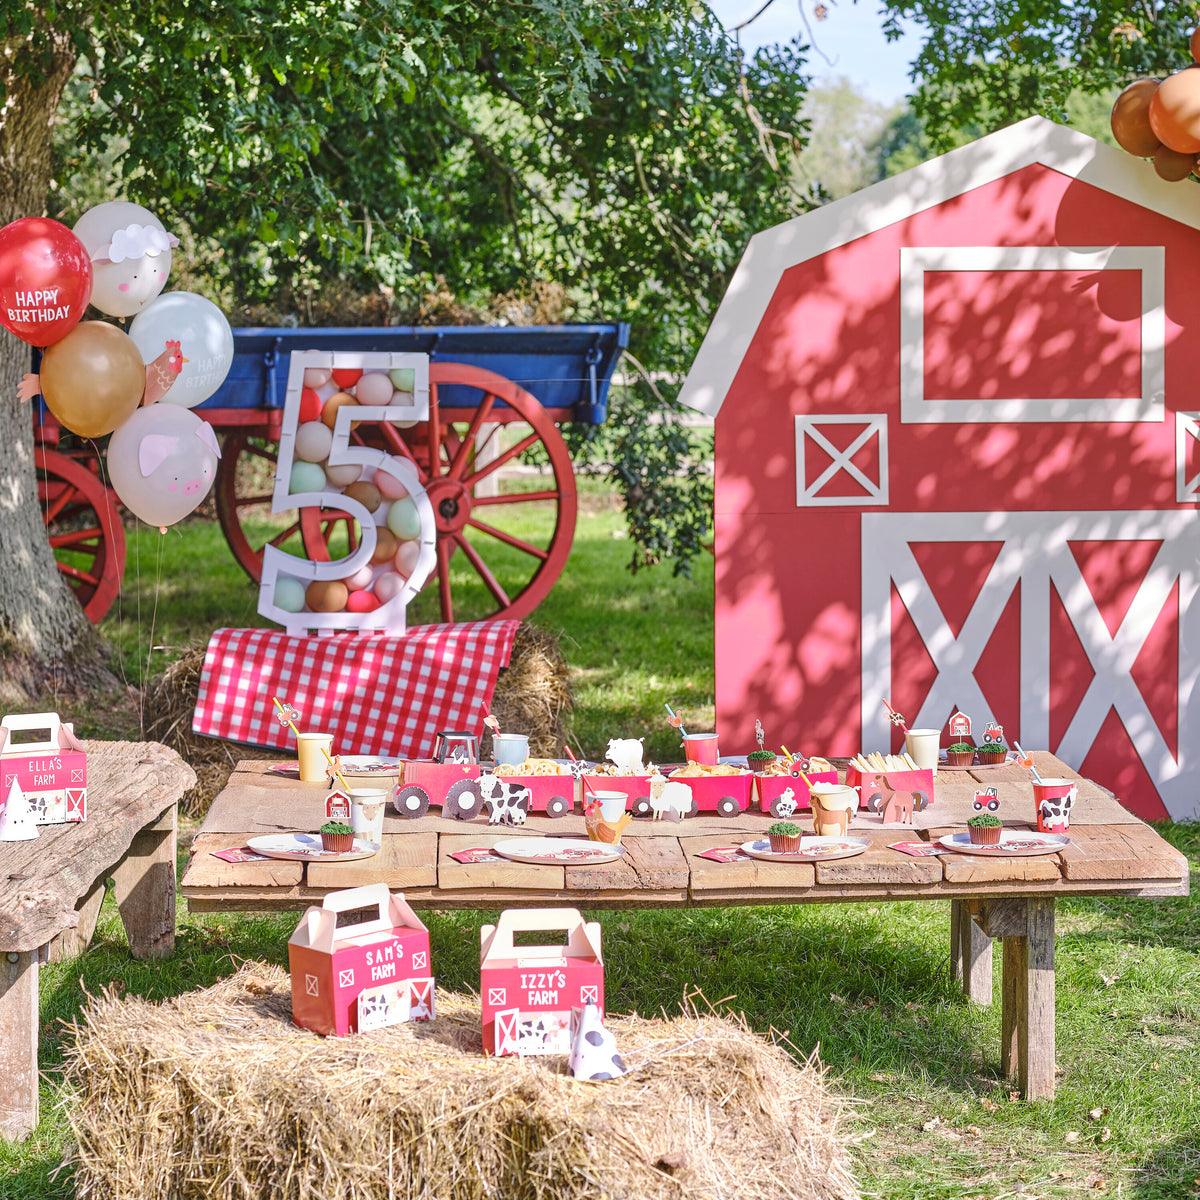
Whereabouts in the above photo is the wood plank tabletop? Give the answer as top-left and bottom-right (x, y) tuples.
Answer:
(181, 755), (1189, 912)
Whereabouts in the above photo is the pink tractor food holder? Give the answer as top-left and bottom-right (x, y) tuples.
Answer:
(0, 712), (87, 824)
(288, 884), (433, 1037)
(480, 908), (605, 1057)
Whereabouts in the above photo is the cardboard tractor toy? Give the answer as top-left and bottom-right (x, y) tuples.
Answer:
(0, 712), (87, 825)
(288, 883), (434, 1037)
(480, 908), (605, 1056)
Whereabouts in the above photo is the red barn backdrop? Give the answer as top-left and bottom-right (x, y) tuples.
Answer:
(679, 117), (1200, 822)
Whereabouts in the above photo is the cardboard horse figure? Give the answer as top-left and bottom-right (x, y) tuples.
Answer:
(869, 773), (918, 824)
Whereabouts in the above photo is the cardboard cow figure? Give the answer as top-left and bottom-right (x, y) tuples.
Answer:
(569, 1003), (627, 1081)
(0, 781), (38, 842)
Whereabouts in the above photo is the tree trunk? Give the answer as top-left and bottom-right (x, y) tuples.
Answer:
(0, 32), (119, 698)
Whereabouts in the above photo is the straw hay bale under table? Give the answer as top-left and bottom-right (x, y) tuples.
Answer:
(65, 963), (858, 1200)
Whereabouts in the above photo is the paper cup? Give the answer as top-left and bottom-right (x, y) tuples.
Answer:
(591, 790), (627, 823)
(1033, 778), (1077, 832)
(684, 733), (719, 765)
(808, 783), (857, 836)
(904, 728), (940, 775)
(493, 733), (529, 766)
(348, 787), (387, 842)
(296, 732), (334, 783)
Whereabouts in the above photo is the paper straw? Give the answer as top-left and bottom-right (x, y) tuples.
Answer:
(1013, 742), (1044, 784)
(882, 698), (908, 732)
(564, 745), (598, 796)
(664, 702), (688, 739)
(321, 745), (353, 794)
(272, 695), (301, 740)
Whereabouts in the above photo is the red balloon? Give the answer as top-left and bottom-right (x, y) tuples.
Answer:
(331, 367), (362, 388)
(0, 217), (92, 347)
(299, 387), (322, 423)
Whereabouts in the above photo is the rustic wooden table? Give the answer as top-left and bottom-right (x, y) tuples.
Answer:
(181, 752), (1188, 1101)
(0, 741), (195, 1140)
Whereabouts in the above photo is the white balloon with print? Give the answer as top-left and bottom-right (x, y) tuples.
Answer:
(129, 291), (234, 407)
(107, 404), (222, 527)
(72, 201), (178, 318)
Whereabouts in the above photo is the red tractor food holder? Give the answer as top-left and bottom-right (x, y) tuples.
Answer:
(480, 908), (605, 1056)
(0, 712), (87, 825)
(288, 884), (433, 1037)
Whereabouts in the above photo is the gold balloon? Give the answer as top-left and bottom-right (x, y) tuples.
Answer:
(1191, 27), (1200, 64)
(39, 321), (144, 438)
(320, 391), (359, 430)
(305, 579), (348, 612)
(1154, 143), (1195, 181)
(1110, 78), (1161, 157)
(370, 527), (399, 564)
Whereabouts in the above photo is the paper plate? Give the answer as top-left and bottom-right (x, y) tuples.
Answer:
(937, 831), (1069, 857)
(740, 837), (870, 863)
(491, 837), (624, 866)
(328, 756), (402, 776)
(246, 833), (380, 862)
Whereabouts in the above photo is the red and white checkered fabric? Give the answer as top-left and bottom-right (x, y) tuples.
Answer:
(192, 622), (520, 758)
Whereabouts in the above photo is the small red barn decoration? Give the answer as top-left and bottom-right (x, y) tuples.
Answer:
(679, 117), (1200, 822)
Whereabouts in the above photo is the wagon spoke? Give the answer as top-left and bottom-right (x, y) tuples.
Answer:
(465, 517), (550, 561)
(268, 520), (303, 548)
(447, 393), (497, 479)
(57, 561), (101, 587)
(378, 422), (419, 466)
(436, 536), (455, 622)
(236, 491), (276, 508)
(48, 526), (104, 548)
(463, 431), (540, 489)
(245, 443), (279, 466)
(428, 382), (443, 479)
(473, 490), (561, 506)
(44, 482), (79, 525)
(452, 532), (511, 609)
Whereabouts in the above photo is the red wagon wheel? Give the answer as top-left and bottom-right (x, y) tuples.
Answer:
(36, 447), (127, 623)
(302, 363), (577, 623)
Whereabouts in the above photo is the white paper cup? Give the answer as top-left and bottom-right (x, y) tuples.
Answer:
(348, 787), (387, 843)
(591, 790), (627, 822)
(296, 732), (334, 783)
(904, 728), (940, 775)
(493, 733), (530, 766)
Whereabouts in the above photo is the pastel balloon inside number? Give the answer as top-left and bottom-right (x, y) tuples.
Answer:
(394, 539), (422, 575)
(331, 367), (362, 388)
(290, 460), (327, 493)
(346, 589), (380, 613)
(343, 480), (382, 513)
(274, 577), (308, 613)
(303, 367), (332, 389)
(306, 579), (348, 612)
(374, 571), (406, 603)
(343, 564), (375, 590)
(371, 527), (399, 564)
(294, 420), (333, 463)
(389, 367), (415, 392)
(299, 388), (323, 423)
(321, 391), (359, 429)
(374, 470), (409, 500)
(386, 496), (422, 540)
(323, 460), (362, 486)
(355, 372), (394, 406)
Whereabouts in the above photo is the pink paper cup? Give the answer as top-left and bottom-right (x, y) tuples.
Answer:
(683, 733), (719, 765)
(1033, 778), (1077, 833)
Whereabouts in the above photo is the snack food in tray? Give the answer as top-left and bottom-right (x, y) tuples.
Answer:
(493, 758), (572, 776)
(670, 761), (746, 777)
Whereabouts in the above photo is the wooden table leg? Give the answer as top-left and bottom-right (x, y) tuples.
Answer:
(49, 875), (107, 964)
(112, 806), (177, 960)
(960, 907), (993, 1006)
(0, 949), (39, 1140)
(950, 899), (964, 981)
(999, 897), (1056, 1100)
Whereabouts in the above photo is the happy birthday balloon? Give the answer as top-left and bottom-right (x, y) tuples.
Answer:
(129, 291), (233, 407)
(73, 201), (177, 318)
(0, 217), (92, 347)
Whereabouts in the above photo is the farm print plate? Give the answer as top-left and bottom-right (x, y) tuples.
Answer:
(328, 756), (402, 775)
(937, 831), (1070, 857)
(491, 838), (624, 866)
(740, 837), (870, 863)
(246, 833), (380, 862)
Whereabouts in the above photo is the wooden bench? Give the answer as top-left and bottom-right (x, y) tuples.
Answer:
(0, 741), (195, 1140)
(181, 752), (1188, 1102)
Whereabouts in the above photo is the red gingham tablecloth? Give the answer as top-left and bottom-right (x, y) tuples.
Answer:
(192, 622), (520, 758)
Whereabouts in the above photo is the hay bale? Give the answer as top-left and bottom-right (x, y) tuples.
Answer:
(65, 963), (858, 1200)
(141, 625), (574, 817)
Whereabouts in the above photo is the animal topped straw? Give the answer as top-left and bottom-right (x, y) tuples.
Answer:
(664, 703), (688, 740)
(1013, 742), (1044, 784)
(882, 699), (908, 732)
(272, 695), (351, 792)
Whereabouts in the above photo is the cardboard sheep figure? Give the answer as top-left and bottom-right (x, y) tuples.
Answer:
(648, 774), (692, 822)
(569, 1003), (626, 1081)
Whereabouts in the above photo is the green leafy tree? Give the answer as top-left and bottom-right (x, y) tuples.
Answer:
(2, 1), (812, 692)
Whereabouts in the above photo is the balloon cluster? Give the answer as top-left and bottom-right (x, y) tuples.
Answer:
(0, 201), (234, 528)
(1110, 30), (1200, 181)
(272, 366), (428, 618)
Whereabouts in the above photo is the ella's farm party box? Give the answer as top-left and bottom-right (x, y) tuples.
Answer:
(480, 908), (605, 1056)
(0, 712), (87, 824)
(288, 884), (434, 1037)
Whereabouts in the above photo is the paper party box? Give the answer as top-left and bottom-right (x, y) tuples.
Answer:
(288, 884), (434, 1037)
(0, 712), (87, 824)
(480, 908), (605, 1056)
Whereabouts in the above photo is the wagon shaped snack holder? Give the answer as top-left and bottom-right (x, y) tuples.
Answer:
(846, 766), (935, 815)
(33, 323), (628, 624)
(666, 768), (755, 818)
(581, 772), (656, 817)
(756, 766), (839, 818)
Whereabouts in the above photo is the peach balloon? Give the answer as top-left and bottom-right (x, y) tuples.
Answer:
(294, 420), (333, 463)
(322, 459), (362, 486)
(374, 572), (406, 603)
(306, 579), (348, 612)
(321, 391), (359, 429)
(355, 372), (394, 406)
(1192, 27), (1200, 64)
(346, 590), (381, 613)
(1154, 143), (1195, 181)
(344, 480), (382, 513)
(371, 527), (399, 564)
(343, 564), (374, 590)
(394, 540), (422, 577)
(39, 321), (145, 438)
(303, 367), (332, 388)
(374, 469), (410, 501)
(1110, 78), (1161, 157)
(1149, 67), (1200, 154)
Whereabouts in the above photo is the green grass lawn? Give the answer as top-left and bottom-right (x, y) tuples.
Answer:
(3, 491), (1198, 1198)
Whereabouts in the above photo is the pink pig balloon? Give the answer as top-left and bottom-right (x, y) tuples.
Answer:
(107, 404), (221, 527)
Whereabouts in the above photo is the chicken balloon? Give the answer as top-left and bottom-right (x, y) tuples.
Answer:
(129, 291), (233, 407)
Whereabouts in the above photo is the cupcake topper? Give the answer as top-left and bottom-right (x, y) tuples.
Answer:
(1012, 741), (1044, 784)
(321, 745), (353, 794)
(882, 699), (908, 732)
(754, 718), (765, 751)
(664, 702), (688, 740)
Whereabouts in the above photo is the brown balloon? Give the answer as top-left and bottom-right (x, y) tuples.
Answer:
(305, 579), (348, 612)
(344, 480), (382, 513)
(1154, 144), (1195, 181)
(38, 321), (144, 438)
(370, 526), (399, 564)
(1191, 27), (1200, 64)
(321, 391), (359, 430)
(1149, 67), (1200, 154)
(1111, 78), (1162, 156)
